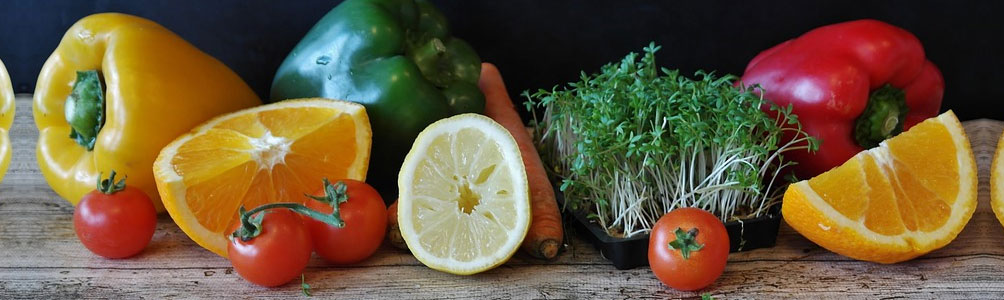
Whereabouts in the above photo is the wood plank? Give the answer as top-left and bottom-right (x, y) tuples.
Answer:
(3, 95), (1003, 298)
(4, 257), (1002, 299)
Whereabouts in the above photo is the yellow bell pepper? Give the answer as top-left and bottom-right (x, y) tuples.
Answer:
(33, 13), (261, 211)
(0, 59), (14, 183)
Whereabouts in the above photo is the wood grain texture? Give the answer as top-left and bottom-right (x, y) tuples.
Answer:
(2, 95), (1002, 299)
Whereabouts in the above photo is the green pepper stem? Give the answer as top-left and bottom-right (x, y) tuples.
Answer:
(853, 84), (909, 148)
(230, 179), (350, 242)
(415, 38), (447, 59)
(65, 70), (105, 151)
(409, 38), (448, 87)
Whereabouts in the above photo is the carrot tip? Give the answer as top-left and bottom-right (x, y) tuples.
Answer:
(538, 239), (560, 260)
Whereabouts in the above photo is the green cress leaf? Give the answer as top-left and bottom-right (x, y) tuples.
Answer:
(526, 43), (815, 236)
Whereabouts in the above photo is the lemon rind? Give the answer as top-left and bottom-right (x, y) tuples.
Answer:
(397, 114), (530, 275)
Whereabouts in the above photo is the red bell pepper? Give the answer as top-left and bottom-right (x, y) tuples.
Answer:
(741, 19), (944, 178)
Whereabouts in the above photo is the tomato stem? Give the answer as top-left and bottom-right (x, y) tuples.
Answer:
(305, 178), (349, 224)
(667, 227), (704, 259)
(301, 274), (312, 296)
(96, 170), (127, 194)
(230, 179), (349, 242)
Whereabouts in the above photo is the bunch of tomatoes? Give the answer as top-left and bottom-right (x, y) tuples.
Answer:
(75, 171), (731, 292)
(227, 179), (387, 286)
(73, 172), (388, 287)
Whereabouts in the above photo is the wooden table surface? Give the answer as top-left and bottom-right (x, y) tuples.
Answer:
(3, 95), (1003, 299)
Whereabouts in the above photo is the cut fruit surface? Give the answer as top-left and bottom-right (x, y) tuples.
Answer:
(992, 129), (1004, 228)
(154, 98), (370, 257)
(782, 111), (976, 264)
(397, 114), (530, 275)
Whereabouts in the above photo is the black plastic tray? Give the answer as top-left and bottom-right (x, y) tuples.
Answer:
(559, 192), (783, 270)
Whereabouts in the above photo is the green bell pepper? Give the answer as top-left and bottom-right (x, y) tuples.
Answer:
(271, 0), (484, 200)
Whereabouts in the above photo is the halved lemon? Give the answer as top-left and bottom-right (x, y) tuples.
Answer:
(153, 98), (370, 257)
(783, 111), (976, 264)
(398, 113), (530, 275)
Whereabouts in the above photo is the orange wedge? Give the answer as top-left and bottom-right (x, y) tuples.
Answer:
(153, 98), (371, 257)
(992, 129), (1004, 228)
(782, 111), (976, 263)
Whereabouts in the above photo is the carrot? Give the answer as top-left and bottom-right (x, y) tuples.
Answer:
(385, 200), (409, 250)
(479, 63), (564, 260)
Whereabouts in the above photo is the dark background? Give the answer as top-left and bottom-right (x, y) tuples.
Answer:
(2, 0), (1001, 120)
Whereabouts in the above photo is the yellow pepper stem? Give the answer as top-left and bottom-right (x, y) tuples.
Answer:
(64, 70), (105, 151)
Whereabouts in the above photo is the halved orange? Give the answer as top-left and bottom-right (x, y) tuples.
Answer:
(153, 98), (371, 257)
(782, 111), (976, 263)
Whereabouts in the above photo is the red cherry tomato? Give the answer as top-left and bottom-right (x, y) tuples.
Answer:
(306, 179), (387, 264)
(74, 172), (157, 259)
(648, 208), (730, 291)
(228, 209), (312, 287)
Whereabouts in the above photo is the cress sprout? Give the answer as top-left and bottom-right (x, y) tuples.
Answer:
(525, 43), (817, 237)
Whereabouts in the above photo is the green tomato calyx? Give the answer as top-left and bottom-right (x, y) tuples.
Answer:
(667, 227), (705, 260)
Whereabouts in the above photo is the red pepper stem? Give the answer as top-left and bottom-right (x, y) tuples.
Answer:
(853, 84), (909, 148)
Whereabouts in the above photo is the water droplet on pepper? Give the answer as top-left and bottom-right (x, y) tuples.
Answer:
(315, 56), (331, 65)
